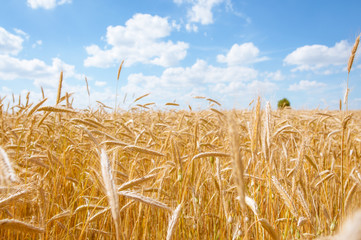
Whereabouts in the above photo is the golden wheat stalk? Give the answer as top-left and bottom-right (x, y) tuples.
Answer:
(46, 210), (71, 225)
(114, 60), (125, 114)
(37, 106), (77, 114)
(245, 196), (260, 216)
(99, 149), (121, 240)
(0, 146), (19, 184)
(71, 118), (102, 129)
(258, 218), (280, 240)
(166, 203), (182, 240)
(165, 102), (180, 107)
(210, 108), (225, 116)
(251, 96), (261, 160)
(345, 34), (360, 109)
(118, 190), (172, 211)
(0, 219), (45, 234)
(56, 71), (63, 105)
(0, 189), (29, 208)
(123, 145), (165, 157)
(191, 152), (230, 161)
(347, 34), (360, 74)
(118, 174), (156, 191)
(73, 205), (106, 215)
(228, 112), (246, 211)
(101, 140), (128, 147)
(132, 93), (150, 103)
(271, 176), (298, 218)
(207, 98), (221, 106)
(27, 98), (48, 117)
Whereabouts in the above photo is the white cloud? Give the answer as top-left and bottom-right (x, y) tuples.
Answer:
(288, 80), (326, 91)
(0, 27), (23, 55)
(188, 0), (224, 25)
(263, 70), (285, 81)
(32, 40), (43, 48)
(186, 23), (198, 32)
(0, 55), (80, 87)
(174, 0), (224, 25)
(121, 59), (265, 104)
(27, 0), (72, 9)
(95, 81), (106, 87)
(0, 26), (80, 87)
(84, 14), (189, 68)
(284, 40), (352, 72)
(13, 29), (29, 40)
(224, 0), (251, 24)
(217, 42), (268, 66)
(171, 20), (181, 31)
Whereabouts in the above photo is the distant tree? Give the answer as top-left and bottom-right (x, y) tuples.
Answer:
(277, 98), (290, 109)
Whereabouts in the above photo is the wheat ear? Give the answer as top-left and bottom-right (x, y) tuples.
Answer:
(99, 149), (121, 240)
(228, 113), (246, 210)
(166, 204), (182, 240)
(0, 146), (18, 184)
(0, 219), (44, 234)
(56, 71), (63, 105)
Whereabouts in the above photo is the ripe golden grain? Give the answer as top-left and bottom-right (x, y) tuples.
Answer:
(37, 106), (77, 114)
(118, 190), (172, 211)
(99, 149), (121, 240)
(0, 219), (45, 234)
(191, 152), (230, 161)
(347, 34), (360, 74)
(0, 61), (361, 239)
(56, 71), (63, 105)
(259, 218), (280, 240)
(166, 203), (182, 240)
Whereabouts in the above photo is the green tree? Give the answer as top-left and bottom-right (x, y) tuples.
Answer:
(277, 98), (290, 109)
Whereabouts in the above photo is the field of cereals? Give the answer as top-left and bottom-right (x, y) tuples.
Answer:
(0, 34), (359, 240)
(0, 92), (360, 240)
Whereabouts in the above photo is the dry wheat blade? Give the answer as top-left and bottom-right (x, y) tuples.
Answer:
(271, 176), (298, 217)
(37, 106), (77, 114)
(191, 152), (230, 161)
(166, 204), (182, 240)
(228, 113), (246, 210)
(118, 174), (156, 191)
(99, 149), (121, 240)
(259, 218), (280, 240)
(0, 189), (29, 208)
(118, 190), (171, 211)
(0, 146), (18, 184)
(0, 219), (44, 234)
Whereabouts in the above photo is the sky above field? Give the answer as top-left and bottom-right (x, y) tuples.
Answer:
(0, 0), (361, 110)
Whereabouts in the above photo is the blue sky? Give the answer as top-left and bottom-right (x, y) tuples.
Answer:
(0, 0), (360, 110)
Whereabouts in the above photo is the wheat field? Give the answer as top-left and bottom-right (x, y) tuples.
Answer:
(0, 92), (361, 239)
(0, 34), (359, 240)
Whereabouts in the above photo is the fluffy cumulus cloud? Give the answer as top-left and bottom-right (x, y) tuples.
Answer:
(288, 80), (326, 91)
(263, 70), (285, 81)
(84, 14), (189, 68)
(27, 0), (72, 9)
(188, 0), (224, 25)
(0, 55), (80, 87)
(284, 40), (352, 72)
(0, 27), (23, 55)
(0, 26), (80, 88)
(217, 42), (268, 66)
(174, 0), (224, 32)
(121, 59), (276, 105)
